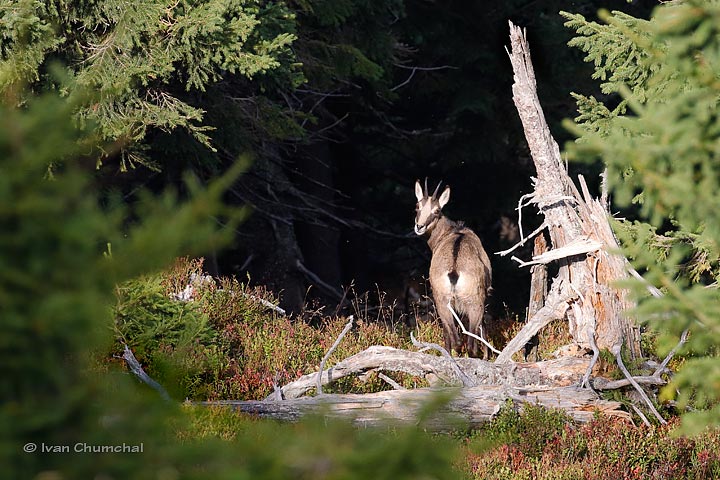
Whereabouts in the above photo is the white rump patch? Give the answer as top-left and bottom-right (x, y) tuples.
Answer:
(446, 271), (471, 295)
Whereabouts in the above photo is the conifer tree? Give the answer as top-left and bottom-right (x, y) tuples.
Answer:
(0, 0), (296, 169)
(563, 1), (720, 432)
(0, 83), (459, 478)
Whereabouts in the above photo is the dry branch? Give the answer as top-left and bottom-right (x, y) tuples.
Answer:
(122, 344), (170, 401)
(496, 221), (547, 257)
(510, 237), (603, 267)
(448, 301), (502, 355)
(495, 280), (575, 364)
(377, 372), (406, 390)
(269, 346), (598, 401)
(612, 345), (667, 425)
(593, 376), (667, 391)
(655, 329), (688, 375)
(410, 331), (476, 387)
(317, 316), (354, 395)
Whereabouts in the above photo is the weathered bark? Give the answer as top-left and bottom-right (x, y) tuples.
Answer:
(498, 22), (640, 362)
(524, 234), (548, 361)
(207, 386), (629, 429)
(528, 235), (548, 319)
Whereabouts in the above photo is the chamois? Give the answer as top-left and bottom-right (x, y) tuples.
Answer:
(414, 179), (492, 358)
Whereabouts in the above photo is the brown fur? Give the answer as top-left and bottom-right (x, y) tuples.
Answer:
(414, 180), (492, 358)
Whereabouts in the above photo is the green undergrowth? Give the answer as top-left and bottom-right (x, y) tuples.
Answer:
(111, 257), (444, 401)
(465, 402), (574, 458)
(172, 404), (460, 480)
(172, 398), (720, 480)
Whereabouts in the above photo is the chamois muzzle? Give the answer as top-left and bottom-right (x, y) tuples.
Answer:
(414, 179), (443, 236)
(414, 209), (441, 235)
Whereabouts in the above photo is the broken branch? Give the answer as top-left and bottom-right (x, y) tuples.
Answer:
(447, 301), (502, 355)
(612, 345), (667, 425)
(317, 316), (354, 395)
(510, 237), (603, 268)
(410, 331), (475, 387)
(122, 344), (170, 401)
(496, 221), (547, 257)
(495, 282), (575, 364)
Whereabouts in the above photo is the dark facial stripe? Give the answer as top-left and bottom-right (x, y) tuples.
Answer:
(416, 199), (440, 230)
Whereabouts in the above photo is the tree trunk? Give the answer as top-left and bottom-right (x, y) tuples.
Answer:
(206, 385), (628, 429)
(496, 22), (640, 363)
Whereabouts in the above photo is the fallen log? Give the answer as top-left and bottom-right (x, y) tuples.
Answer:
(272, 346), (598, 400)
(204, 385), (629, 429)
(200, 345), (635, 428)
(217, 343), (630, 429)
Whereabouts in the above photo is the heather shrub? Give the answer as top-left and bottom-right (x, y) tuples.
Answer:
(113, 257), (446, 400)
(463, 414), (720, 480)
(468, 402), (572, 459)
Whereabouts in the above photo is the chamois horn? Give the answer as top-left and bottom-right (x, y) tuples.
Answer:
(432, 180), (442, 198)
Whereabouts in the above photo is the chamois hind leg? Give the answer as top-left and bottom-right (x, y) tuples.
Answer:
(435, 297), (462, 355)
(467, 304), (489, 359)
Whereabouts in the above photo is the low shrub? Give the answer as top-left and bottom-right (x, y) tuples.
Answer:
(467, 401), (572, 459)
(112, 257), (445, 400)
(463, 413), (720, 480)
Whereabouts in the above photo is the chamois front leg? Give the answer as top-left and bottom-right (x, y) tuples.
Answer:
(434, 297), (462, 355)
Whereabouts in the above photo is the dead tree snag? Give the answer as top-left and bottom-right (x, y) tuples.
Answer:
(496, 22), (641, 364)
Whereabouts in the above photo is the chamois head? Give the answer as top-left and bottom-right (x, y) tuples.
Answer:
(414, 179), (450, 236)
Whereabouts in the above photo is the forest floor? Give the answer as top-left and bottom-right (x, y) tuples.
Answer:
(112, 257), (720, 480)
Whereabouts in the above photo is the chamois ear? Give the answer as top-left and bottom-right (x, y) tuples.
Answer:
(438, 186), (451, 209)
(414, 180), (424, 202)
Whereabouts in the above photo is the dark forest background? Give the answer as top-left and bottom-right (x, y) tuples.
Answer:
(68, 0), (652, 314)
